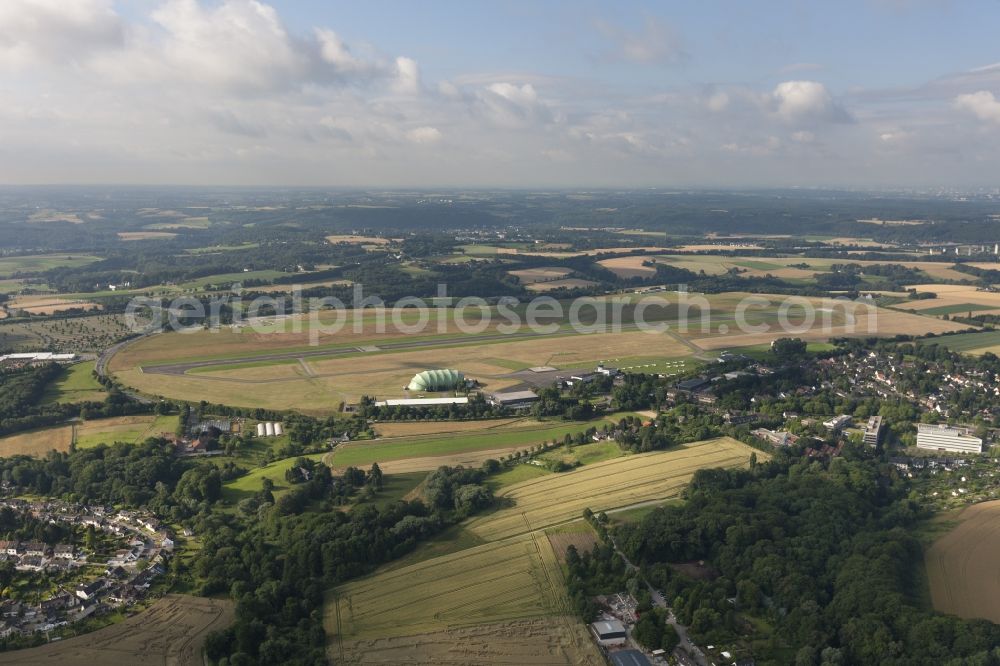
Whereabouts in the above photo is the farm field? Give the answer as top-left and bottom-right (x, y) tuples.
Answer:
(0, 414), (179, 457)
(925, 500), (1000, 624)
(526, 278), (598, 292)
(0, 594), (235, 666)
(931, 330), (1000, 355)
(598, 253), (974, 282)
(7, 295), (102, 314)
(0, 254), (100, 278)
(465, 437), (759, 541)
(327, 531), (573, 639)
(0, 425), (74, 457)
(220, 453), (326, 504)
(331, 616), (602, 665)
(546, 522), (599, 562)
(900, 284), (1000, 316)
(117, 231), (177, 240)
(372, 417), (528, 438)
(326, 234), (393, 246)
(41, 361), (107, 404)
(329, 419), (617, 468)
(73, 414), (179, 449)
(326, 436), (754, 663)
(508, 266), (572, 284)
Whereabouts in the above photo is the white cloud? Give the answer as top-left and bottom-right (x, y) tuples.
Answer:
(393, 57), (421, 95)
(954, 90), (1000, 123)
(772, 80), (851, 124)
(406, 126), (442, 144)
(0, 0), (123, 67)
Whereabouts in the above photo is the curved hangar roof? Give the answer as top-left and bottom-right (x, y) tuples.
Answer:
(407, 369), (464, 392)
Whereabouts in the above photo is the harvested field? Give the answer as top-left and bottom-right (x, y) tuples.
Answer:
(900, 284), (1000, 315)
(527, 278), (598, 292)
(597, 255), (657, 278)
(465, 437), (759, 541)
(328, 531), (569, 639)
(508, 267), (572, 284)
(547, 526), (599, 562)
(926, 500), (1000, 624)
(0, 594), (235, 666)
(0, 425), (73, 456)
(333, 616), (601, 665)
(690, 305), (968, 350)
(73, 415), (177, 449)
(8, 295), (102, 314)
(117, 231), (177, 240)
(326, 234), (393, 245)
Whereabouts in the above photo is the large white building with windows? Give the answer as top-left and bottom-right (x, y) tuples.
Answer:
(916, 424), (983, 454)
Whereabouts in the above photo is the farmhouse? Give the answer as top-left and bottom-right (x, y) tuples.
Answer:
(488, 390), (540, 410)
(917, 424), (983, 454)
(591, 619), (627, 646)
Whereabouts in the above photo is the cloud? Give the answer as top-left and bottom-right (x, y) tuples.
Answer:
(473, 82), (554, 127)
(772, 81), (852, 124)
(0, 0), (124, 67)
(406, 126), (442, 144)
(594, 16), (686, 65)
(393, 57), (421, 95)
(955, 90), (1000, 123)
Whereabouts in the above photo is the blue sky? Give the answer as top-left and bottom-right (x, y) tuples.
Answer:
(2, 0), (1000, 187)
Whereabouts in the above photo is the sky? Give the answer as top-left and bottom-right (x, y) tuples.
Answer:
(3, 0), (1000, 188)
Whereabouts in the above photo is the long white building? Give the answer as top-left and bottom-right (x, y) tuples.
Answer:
(916, 424), (983, 454)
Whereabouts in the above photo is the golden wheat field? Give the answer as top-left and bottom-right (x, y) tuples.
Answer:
(328, 531), (568, 639)
(465, 437), (758, 541)
(0, 595), (235, 666)
(925, 500), (1000, 624)
(332, 617), (602, 665)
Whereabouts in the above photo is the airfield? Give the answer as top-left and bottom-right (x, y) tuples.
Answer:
(106, 294), (963, 412)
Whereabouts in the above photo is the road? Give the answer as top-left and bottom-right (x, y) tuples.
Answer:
(607, 533), (709, 666)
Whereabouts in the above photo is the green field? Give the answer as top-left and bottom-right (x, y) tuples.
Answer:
(42, 362), (107, 404)
(931, 330), (1000, 353)
(916, 303), (1000, 316)
(220, 453), (326, 504)
(535, 440), (622, 467)
(329, 419), (614, 468)
(74, 414), (179, 449)
(0, 254), (100, 278)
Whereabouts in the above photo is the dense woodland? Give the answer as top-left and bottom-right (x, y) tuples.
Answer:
(568, 453), (1000, 665)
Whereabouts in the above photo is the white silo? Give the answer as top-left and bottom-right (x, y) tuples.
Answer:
(256, 423), (266, 437)
(265, 422), (275, 437)
(274, 422), (284, 436)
